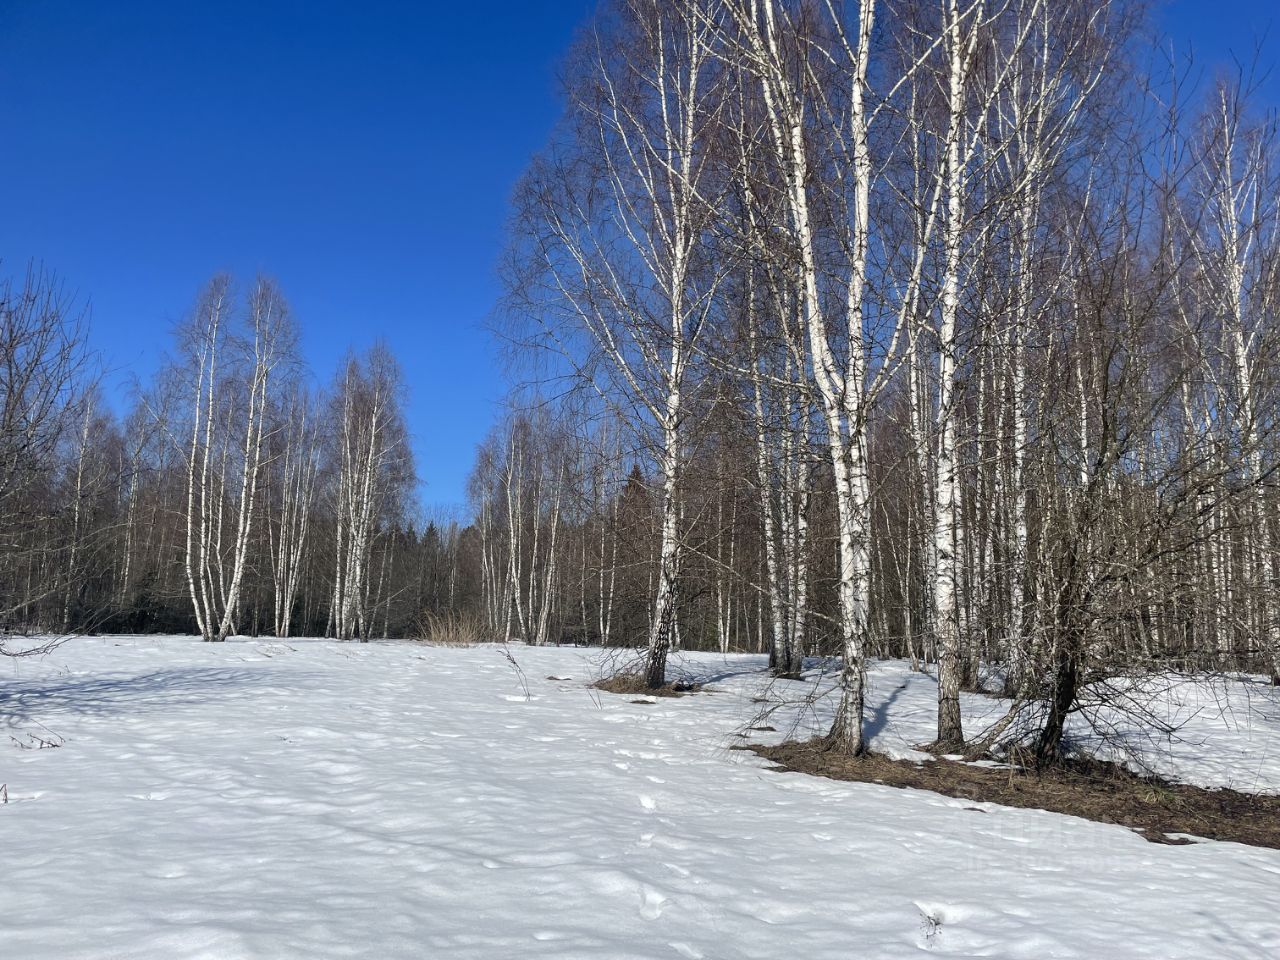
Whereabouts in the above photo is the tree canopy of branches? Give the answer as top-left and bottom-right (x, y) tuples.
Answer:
(482, 0), (1280, 764)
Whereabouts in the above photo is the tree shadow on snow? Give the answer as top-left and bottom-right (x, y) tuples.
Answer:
(678, 654), (772, 686)
(0, 667), (280, 725)
(863, 672), (927, 742)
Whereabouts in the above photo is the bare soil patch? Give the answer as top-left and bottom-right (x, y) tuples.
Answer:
(746, 739), (1280, 849)
(593, 672), (703, 697)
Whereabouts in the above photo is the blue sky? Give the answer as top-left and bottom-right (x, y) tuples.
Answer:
(0, 1), (1275, 511)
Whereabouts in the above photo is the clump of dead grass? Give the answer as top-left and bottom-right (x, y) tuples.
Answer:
(416, 611), (490, 647)
(593, 671), (703, 698)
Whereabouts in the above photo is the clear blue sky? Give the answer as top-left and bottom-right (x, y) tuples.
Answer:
(0, 1), (1274, 511)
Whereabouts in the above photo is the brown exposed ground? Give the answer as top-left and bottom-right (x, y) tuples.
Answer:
(746, 739), (1280, 849)
(593, 672), (704, 698)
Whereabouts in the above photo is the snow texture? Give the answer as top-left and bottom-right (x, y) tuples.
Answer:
(3, 636), (1279, 958)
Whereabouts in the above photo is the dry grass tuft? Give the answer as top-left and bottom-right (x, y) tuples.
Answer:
(593, 671), (703, 697)
(416, 611), (490, 647)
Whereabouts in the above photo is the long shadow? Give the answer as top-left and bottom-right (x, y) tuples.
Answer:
(679, 654), (773, 685)
(0, 667), (278, 725)
(864, 671), (933, 741)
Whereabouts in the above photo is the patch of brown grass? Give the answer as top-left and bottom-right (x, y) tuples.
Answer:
(593, 672), (703, 697)
(416, 612), (489, 646)
(746, 739), (1280, 849)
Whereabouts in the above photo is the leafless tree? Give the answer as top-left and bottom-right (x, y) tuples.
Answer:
(0, 264), (94, 649)
(327, 344), (412, 641)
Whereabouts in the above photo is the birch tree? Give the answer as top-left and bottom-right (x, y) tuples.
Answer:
(268, 385), (320, 637)
(181, 276), (295, 643)
(513, 0), (729, 686)
(725, 0), (924, 754)
(328, 345), (411, 641)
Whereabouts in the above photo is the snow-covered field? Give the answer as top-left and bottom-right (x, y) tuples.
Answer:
(3, 636), (1279, 959)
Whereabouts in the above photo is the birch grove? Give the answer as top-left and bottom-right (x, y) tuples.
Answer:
(3, 0), (1279, 771)
(485, 0), (1280, 762)
(180, 277), (295, 643)
(328, 346), (412, 641)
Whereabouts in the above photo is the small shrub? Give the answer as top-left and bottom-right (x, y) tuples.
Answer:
(417, 611), (489, 646)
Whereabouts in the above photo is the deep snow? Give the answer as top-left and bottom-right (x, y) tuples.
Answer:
(2, 636), (1279, 958)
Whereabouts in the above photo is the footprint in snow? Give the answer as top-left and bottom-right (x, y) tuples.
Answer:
(639, 884), (671, 920)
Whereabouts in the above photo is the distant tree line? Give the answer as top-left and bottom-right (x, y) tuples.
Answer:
(0, 268), (471, 646)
